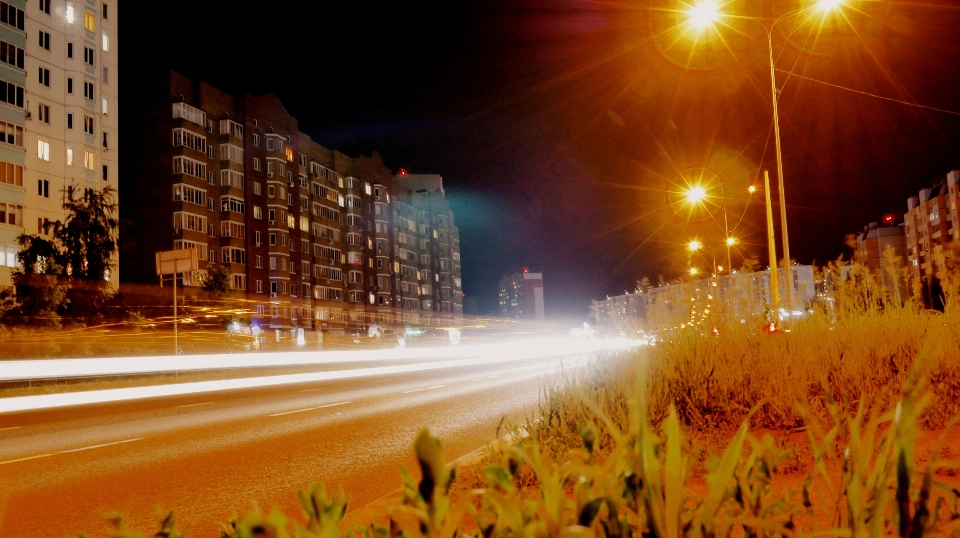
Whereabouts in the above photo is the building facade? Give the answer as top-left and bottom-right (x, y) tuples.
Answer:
(854, 220), (908, 299)
(122, 72), (461, 330)
(0, 0), (117, 289)
(498, 270), (544, 320)
(904, 170), (959, 285)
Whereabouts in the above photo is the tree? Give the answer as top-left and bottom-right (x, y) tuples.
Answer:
(4, 236), (70, 327)
(203, 264), (230, 296)
(4, 186), (118, 325)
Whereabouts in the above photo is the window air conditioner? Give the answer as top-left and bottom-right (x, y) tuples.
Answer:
(270, 292), (277, 298)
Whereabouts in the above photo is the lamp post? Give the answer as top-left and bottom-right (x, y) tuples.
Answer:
(684, 0), (846, 316)
(682, 185), (741, 279)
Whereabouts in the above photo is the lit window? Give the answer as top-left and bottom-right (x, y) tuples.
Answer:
(101, 33), (108, 51)
(66, 148), (73, 165)
(83, 150), (94, 171)
(84, 11), (95, 31)
(66, 5), (74, 23)
(101, 98), (108, 115)
(37, 140), (50, 161)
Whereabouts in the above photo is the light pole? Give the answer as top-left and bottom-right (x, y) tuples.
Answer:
(684, 0), (846, 316)
(682, 185), (742, 279)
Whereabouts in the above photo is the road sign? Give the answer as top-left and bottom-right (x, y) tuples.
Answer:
(155, 249), (198, 276)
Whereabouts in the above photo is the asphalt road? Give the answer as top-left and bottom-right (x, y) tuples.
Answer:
(0, 349), (599, 537)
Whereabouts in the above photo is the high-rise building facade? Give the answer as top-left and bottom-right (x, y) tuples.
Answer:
(0, 0), (117, 289)
(122, 72), (461, 330)
(904, 170), (959, 285)
(498, 270), (544, 320)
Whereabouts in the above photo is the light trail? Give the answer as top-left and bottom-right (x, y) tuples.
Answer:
(0, 338), (635, 381)
(0, 339), (641, 414)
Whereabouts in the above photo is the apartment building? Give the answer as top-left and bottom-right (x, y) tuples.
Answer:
(122, 72), (462, 330)
(498, 270), (544, 320)
(904, 170), (959, 285)
(853, 220), (908, 299)
(0, 0), (117, 289)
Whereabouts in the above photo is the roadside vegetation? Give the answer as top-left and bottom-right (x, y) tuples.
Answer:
(78, 256), (960, 537)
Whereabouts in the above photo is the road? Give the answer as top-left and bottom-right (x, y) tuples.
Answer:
(0, 348), (605, 537)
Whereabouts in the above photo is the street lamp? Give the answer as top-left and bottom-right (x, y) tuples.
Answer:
(684, 0), (845, 316)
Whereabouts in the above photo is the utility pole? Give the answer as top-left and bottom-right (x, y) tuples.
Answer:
(764, 171), (780, 321)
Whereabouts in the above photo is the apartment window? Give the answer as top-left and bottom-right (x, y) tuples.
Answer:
(36, 139), (49, 161)
(0, 121), (21, 146)
(172, 156), (206, 179)
(101, 98), (107, 115)
(38, 31), (50, 50)
(269, 233), (276, 245)
(102, 33), (109, 52)
(254, 230), (262, 245)
(0, 2), (24, 30)
(253, 157), (260, 171)
(102, 132), (108, 148)
(66, 113), (73, 129)
(67, 42), (73, 58)
(0, 202), (22, 225)
(84, 81), (94, 100)
(0, 81), (23, 108)
(220, 196), (245, 214)
(0, 161), (22, 186)
(102, 164), (107, 181)
(83, 46), (94, 66)
(40, 0), (51, 14)
(67, 77), (73, 93)
(84, 115), (94, 134)
(256, 280), (263, 293)
(267, 185), (275, 198)
(83, 150), (94, 171)
(252, 133), (260, 147)
(66, 148), (73, 165)
(0, 40), (23, 68)
(102, 3), (108, 18)
(253, 182), (261, 196)
(266, 138), (274, 151)
(269, 257), (277, 271)
(207, 145), (215, 159)
(102, 67), (107, 84)
(84, 11), (95, 32)
(38, 103), (50, 123)
(37, 179), (48, 198)
(253, 206), (262, 220)
(255, 256), (263, 269)
(266, 161), (275, 176)
(232, 274), (246, 291)
(39, 67), (52, 87)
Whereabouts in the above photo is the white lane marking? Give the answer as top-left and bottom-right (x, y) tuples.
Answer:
(268, 401), (350, 417)
(471, 375), (498, 381)
(176, 401), (214, 408)
(298, 388), (322, 393)
(402, 385), (445, 394)
(0, 426), (21, 432)
(0, 453), (54, 466)
(59, 437), (143, 454)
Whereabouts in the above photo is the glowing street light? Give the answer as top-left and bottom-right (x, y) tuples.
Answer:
(687, 239), (703, 252)
(748, 185), (757, 194)
(686, 0), (721, 30)
(684, 185), (707, 204)
(725, 236), (737, 247)
(689, 267), (699, 276)
(817, 0), (843, 11)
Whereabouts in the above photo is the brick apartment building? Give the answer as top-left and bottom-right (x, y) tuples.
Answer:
(904, 169), (959, 285)
(0, 0), (118, 288)
(123, 72), (461, 330)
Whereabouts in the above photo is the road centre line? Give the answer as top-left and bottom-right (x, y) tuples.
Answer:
(0, 437), (145, 466)
(176, 401), (215, 408)
(268, 401), (350, 417)
(402, 385), (445, 394)
(59, 438), (144, 454)
(0, 453), (54, 466)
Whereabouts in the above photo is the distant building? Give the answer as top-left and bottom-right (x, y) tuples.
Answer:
(904, 170), (959, 285)
(498, 269), (544, 320)
(121, 71), (462, 330)
(854, 220), (908, 300)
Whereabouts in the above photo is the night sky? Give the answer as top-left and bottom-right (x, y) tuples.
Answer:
(121, 0), (960, 318)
